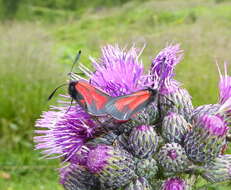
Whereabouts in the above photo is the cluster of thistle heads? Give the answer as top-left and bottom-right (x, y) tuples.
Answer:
(34, 44), (231, 190)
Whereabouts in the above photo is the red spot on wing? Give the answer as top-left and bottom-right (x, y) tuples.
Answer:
(76, 81), (109, 110)
(79, 99), (86, 105)
(91, 89), (109, 109)
(76, 82), (93, 104)
(114, 90), (151, 112)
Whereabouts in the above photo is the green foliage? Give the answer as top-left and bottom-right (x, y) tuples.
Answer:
(0, 148), (62, 190)
(214, 0), (231, 3)
(0, 23), (67, 150)
(32, 0), (131, 9)
(0, 0), (22, 19)
(0, 0), (136, 21)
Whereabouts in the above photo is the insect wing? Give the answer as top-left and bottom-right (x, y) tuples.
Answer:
(105, 90), (154, 120)
(75, 81), (111, 116)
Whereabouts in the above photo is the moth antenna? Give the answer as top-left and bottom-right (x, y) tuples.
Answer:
(65, 98), (74, 114)
(69, 50), (82, 78)
(48, 83), (67, 101)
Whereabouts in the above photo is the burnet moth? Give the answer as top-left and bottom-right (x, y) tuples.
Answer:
(49, 51), (172, 121)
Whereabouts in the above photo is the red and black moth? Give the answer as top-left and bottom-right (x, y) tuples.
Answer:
(68, 80), (158, 121)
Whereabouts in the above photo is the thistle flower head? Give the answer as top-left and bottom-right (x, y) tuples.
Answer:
(162, 112), (189, 144)
(60, 163), (100, 190)
(129, 125), (159, 158)
(150, 44), (183, 93)
(86, 145), (112, 173)
(89, 44), (144, 96)
(185, 114), (229, 163)
(136, 158), (158, 179)
(217, 62), (231, 104)
(161, 177), (186, 190)
(157, 143), (189, 172)
(34, 100), (98, 161)
(86, 144), (136, 189)
(198, 114), (228, 137)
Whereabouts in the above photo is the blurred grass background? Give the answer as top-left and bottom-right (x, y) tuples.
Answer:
(0, 0), (231, 189)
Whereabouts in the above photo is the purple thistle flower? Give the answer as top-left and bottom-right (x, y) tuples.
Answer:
(185, 114), (228, 163)
(216, 62), (231, 123)
(198, 115), (228, 137)
(86, 144), (136, 189)
(161, 177), (186, 190)
(149, 44), (183, 94)
(89, 44), (145, 96)
(146, 44), (183, 94)
(86, 145), (112, 173)
(192, 63), (231, 124)
(34, 99), (98, 162)
(157, 143), (190, 172)
(217, 62), (231, 104)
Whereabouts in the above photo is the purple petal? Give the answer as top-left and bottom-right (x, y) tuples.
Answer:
(34, 98), (98, 162)
(89, 44), (145, 96)
(217, 62), (231, 105)
(148, 44), (183, 93)
(199, 115), (228, 137)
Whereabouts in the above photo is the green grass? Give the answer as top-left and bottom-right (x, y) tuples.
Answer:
(0, 23), (68, 150)
(1, 0), (231, 189)
(0, 149), (62, 190)
(0, 23), (65, 189)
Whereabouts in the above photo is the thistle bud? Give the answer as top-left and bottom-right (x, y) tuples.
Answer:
(125, 177), (151, 190)
(159, 87), (193, 122)
(86, 131), (118, 147)
(192, 104), (220, 122)
(162, 112), (189, 144)
(160, 177), (191, 190)
(184, 114), (228, 163)
(129, 125), (159, 158)
(202, 155), (231, 183)
(136, 158), (158, 179)
(157, 143), (190, 173)
(86, 144), (136, 189)
(113, 132), (130, 150)
(60, 164), (100, 190)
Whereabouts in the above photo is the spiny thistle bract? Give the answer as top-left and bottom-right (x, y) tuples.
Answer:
(162, 112), (189, 144)
(86, 144), (136, 189)
(201, 155), (231, 183)
(125, 177), (152, 190)
(157, 143), (191, 173)
(128, 125), (159, 159)
(184, 114), (228, 163)
(34, 44), (231, 190)
(136, 158), (158, 180)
